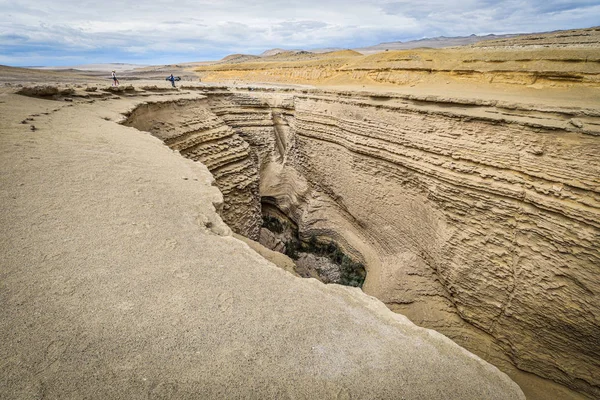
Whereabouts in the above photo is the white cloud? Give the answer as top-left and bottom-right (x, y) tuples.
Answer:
(0, 0), (598, 65)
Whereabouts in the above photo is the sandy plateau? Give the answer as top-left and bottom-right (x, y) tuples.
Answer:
(1, 27), (599, 399)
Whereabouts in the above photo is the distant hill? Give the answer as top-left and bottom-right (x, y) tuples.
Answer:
(353, 34), (520, 54)
(307, 47), (344, 54)
(260, 47), (344, 55)
(218, 54), (261, 64)
(256, 48), (360, 61)
(325, 49), (362, 57)
(257, 34), (521, 59)
(260, 48), (297, 57)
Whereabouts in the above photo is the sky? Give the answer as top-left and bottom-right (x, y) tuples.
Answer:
(1, 0), (599, 66)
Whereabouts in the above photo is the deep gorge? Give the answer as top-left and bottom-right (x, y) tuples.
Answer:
(123, 88), (600, 399)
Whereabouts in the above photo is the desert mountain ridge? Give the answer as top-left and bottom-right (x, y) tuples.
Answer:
(249, 33), (521, 59)
(228, 26), (599, 61)
(353, 32), (521, 54)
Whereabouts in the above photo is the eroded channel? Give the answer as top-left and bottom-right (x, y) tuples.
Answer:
(123, 88), (600, 400)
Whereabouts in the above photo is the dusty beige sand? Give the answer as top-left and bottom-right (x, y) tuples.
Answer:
(0, 85), (525, 399)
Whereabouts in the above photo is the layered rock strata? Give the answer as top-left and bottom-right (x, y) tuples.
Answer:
(125, 88), (600, 398)
(123, 98), (262, 239)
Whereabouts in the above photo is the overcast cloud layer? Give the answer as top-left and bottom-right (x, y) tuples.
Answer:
(1, 0), (599, 66)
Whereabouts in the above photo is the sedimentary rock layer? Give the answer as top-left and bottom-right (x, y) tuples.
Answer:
(284, 92), (600, 398)
(123, 98), (262, 239)
(125, 88), (599, 398)
(471, 26), (600, 48)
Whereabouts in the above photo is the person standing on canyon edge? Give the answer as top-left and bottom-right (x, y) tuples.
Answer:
(168, 74), (176, 88)
(111, 70), (119, 87)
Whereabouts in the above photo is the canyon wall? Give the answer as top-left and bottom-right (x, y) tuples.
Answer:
(123, 98), (262, 240)
(124, 88), (600, 398)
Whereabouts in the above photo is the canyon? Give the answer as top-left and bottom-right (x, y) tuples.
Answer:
(123, 84), (599, 399)
(2, 26), (599, 400)
(0, 84), (527, 400)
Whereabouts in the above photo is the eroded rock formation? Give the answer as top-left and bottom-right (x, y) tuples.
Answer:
(1, 87), (526, 399)
(124, 88), (600, 398)
(123, 98), (262, 239)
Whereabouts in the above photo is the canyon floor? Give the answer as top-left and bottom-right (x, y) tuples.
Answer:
(1, 27), (599, 400)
